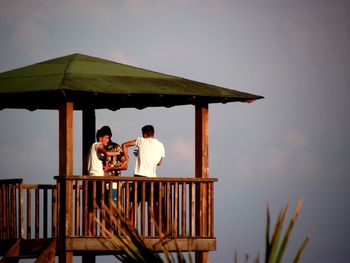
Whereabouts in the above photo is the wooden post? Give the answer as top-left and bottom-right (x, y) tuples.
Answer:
(195, 103), (209, 263)
(82, 108), (95, 263)
(82, 108), (96, 175)
(58, 101), (74, 263)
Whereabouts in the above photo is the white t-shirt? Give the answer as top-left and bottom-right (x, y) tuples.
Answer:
(134, 137), (165, 177)
(87, 142), (104, 177)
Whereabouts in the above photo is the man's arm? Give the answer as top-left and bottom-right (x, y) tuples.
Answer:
(122, 139), (137, 162)
(97, 145), (120, 157)
(104, 161), (128, 172)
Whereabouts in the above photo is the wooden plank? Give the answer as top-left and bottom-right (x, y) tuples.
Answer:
(66, 237), (216, 252)
(92, 181), (96, 236)
(166, 182), (171, 235)
(132, 182), (138, 229)
(148, 182), (154, 236)
(0, 185), (3, 240)
(53, 176), (218, 183)
(174, 182), (179, 236)
(56, 181), (61, 236)
(181, 182), (186, 237)
(195, 104), (209, 263)
(35, 239), (56, 263)
(59, 101), (74, 176)
(82, 108), (95, 175)
(19, 183), (24, 239)
(4, 185), (8, 239)
(208, 182), (214, 237)
(27, 189), (32, 239)
(117, 182), (123, 235)
(74, 180), (80, 236)
(125, 181), (130, 223)
(11, 184), (16, 239)
(100, 182), (105, 236)
(190, 183), (195, 237)
(195, 104), (209, 179)
(35, 188), (39, 239)
(52, 188), (57, 238)
(83, 181), (88, 236)
(58, 100), (74, 263)
(43, 188), (48, 238)
(140, 181), (145, 236)
(1, 239), (20, 257)
(157, 182), (162, 237)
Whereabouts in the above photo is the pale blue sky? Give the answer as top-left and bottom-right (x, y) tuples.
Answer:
(1, 0), (350, 262)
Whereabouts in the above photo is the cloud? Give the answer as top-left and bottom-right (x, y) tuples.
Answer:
(260, 147), (289, 176)
(231, 129), (322, 178)
(105, 50), (138, 66)
(285, 129), (307, 148)
(231, 152), (258, 178)
(167, 137), (194, 173)
(260, 129), (322, 177)
(0, 137), (57, 183)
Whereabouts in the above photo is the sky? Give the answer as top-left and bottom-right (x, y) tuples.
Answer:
(1, 0), (350, 262)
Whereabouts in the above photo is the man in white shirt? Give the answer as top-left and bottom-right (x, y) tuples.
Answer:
(122, 125), (165, 227)
(87, 127), (123, 235)
(122, 125), (165, 178)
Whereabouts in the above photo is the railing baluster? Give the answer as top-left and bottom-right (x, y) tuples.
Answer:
(190, 182), (195, 237)
(4, 185), (8, 239)
(125, 181), (130, 223)
(133, 181), (138, 229)
(43, 187), (48, 238)
(166, 182), (171, 235)
(27, 189), (32, 239)
(117, 181), (123, 235)
(11, 184), (16, 238)
(149, 182), (154, 237)
(35, 188), (39, 239)
(83, 181), (88, 235)
(92, 181), (96, 236)
(74, 180), (80, 236)
(181, 182), (186, 237)
(19, 183), (24, 239)
(0, 185), (3, 240)
(174, 182), (179, 237)
(52, 187), (57, 237)
(141, 181), (146, 236)
(209, 182), (214, 237)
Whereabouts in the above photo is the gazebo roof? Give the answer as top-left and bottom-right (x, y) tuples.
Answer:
(0, 53), (263, 110)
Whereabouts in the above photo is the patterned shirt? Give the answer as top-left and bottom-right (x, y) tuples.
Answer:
(103, 141), (125, 176)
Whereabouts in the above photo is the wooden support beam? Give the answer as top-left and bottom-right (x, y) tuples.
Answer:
(65, 237), (216, 252)
(35, 239), (56, 263)
(59, 102), (74, 176)
(58, 101), (74, 263)
(0, 240), (20, 263)
(195, 104), (209, 179)
(195, 104), (209, 263)
(81, 108), (95, 245)
(82, 108), (96, 175)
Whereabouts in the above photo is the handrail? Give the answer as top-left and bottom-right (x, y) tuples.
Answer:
(54, 175), (218, 182)
(1, 176), (217, 242)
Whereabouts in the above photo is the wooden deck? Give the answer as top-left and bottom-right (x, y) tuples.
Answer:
(0, 177), (217, 261)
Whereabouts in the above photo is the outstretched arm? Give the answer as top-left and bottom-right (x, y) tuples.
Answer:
(97, 145), (120, 157)
(122, 139), (137, 162)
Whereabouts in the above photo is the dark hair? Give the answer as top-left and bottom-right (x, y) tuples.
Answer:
(96, 127), (111, 141)
(100, 126), (112, 137)
(141, 125), (154, 137)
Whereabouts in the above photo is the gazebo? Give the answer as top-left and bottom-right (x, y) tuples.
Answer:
(0, 53), (263, 263)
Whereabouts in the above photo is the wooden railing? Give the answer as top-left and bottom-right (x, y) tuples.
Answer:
(0, 179), (57, 240)
(0, 176), (217, 241)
